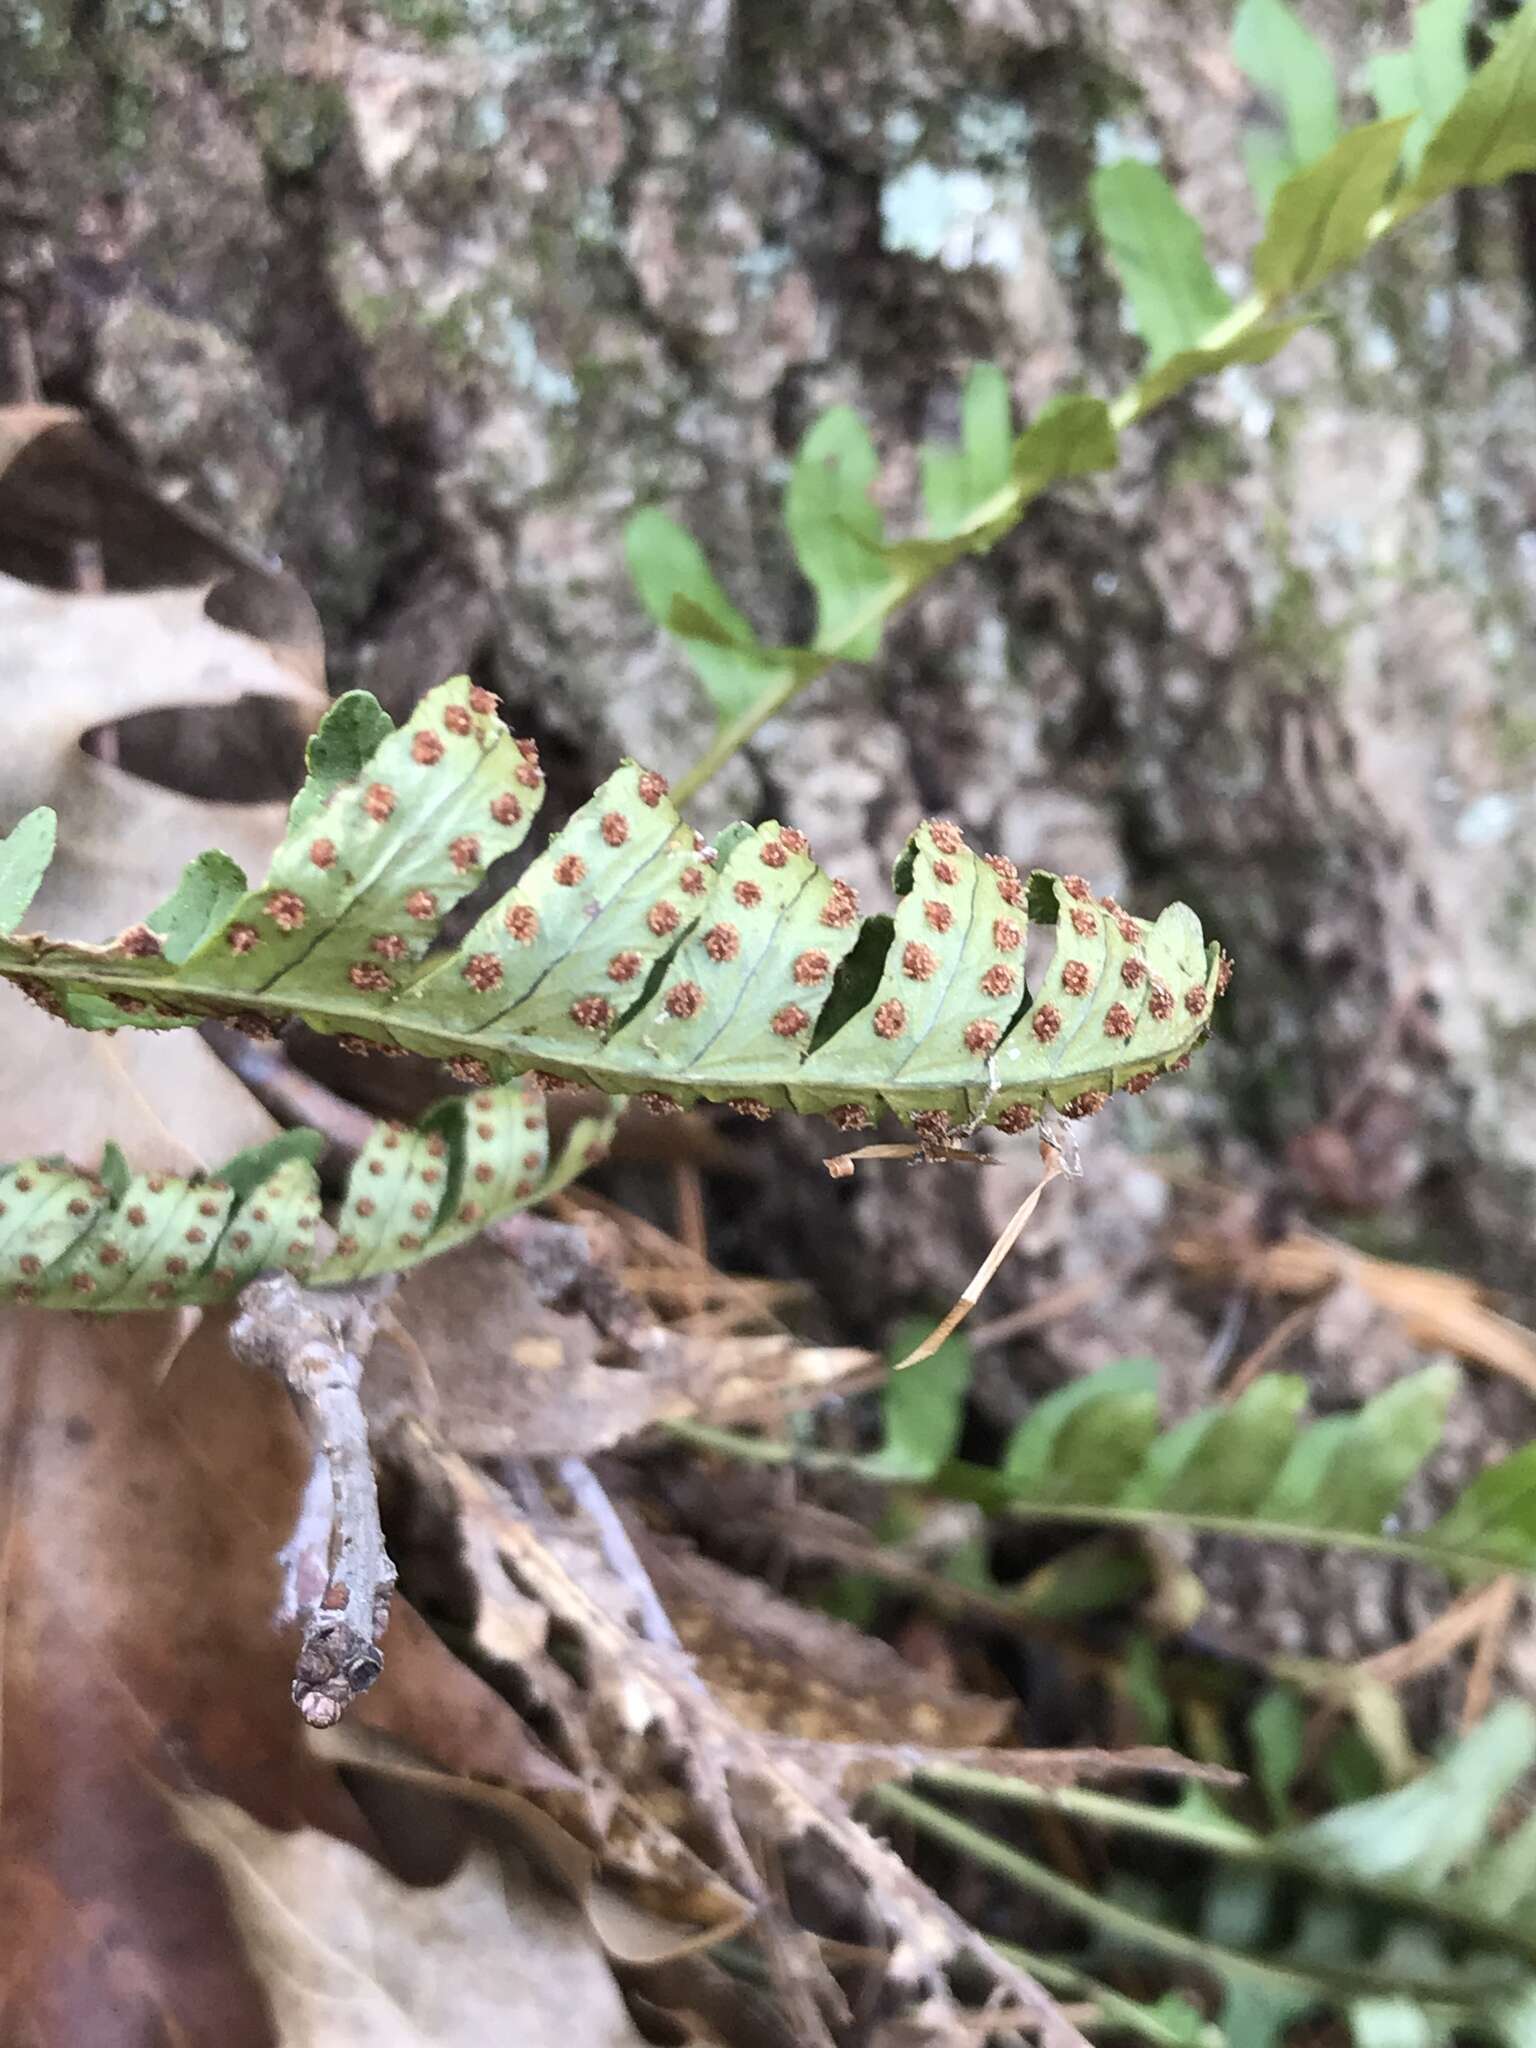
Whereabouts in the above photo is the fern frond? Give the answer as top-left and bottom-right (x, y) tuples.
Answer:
(0, 680), (1227, 1136)
(0, 1080), (611, 1310)
(681, 1356), (1536, 1580)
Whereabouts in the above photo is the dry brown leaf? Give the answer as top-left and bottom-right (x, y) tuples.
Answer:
(0, 401), (326, 1164)
(174, 1791), (651, 2048)
(648, 1546), (1010, 1749)
(1174, 1229), (1536, 1396)
(384, 1424), (1089, 2048)
(367, 1236), (873, 1457)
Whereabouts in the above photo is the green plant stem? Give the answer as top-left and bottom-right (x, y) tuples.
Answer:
(871, 1784), (1500, 2015)
(668, 194), (1418, 808)
(663, 1420), (1519, 1579)
(912, 1765), (1536, 1966)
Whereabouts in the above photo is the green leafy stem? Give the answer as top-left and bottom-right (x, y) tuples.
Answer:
(672, 1352), (1536, 1581)
(628, 0), (1536, 803)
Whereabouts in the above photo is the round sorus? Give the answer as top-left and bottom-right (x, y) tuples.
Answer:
(412, 730), (444, 766)
(703, 923), (740, 962)
(903, 941), (939, 981)
(664, 981), (705, 1019)
(264, 891), (306, 931)
(1032, 1003), (1062, 1043)
(607, 950), (643, 982)
(462, 953), (503, 993)
(571, 997), (613, 1032)
(792, 948), (831, 985)
(771, 1003), (810, 1037)
(995, 1103), (1037, 1135)
(1103, 1001), (1135, 1038)
(873, 999), (907, 1039)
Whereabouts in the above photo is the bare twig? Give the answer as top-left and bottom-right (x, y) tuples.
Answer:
(229, 1273), (397, 1727)
(557, 1455), (683, 1651)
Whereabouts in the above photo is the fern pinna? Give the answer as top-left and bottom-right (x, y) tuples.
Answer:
(0, 677), (1227, 1140)
(0, 1087), (611, 1310)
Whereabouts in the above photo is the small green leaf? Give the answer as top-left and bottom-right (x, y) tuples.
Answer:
(1002, 1357), (1160, 1494)
(785, 406), (896, 660)
(920, 363), (1014, 540)
(0, 807), (56, 932)
(1012, 395), (1118, 496)
(1284, 1699), (1536, 1888)
(1427, 1438), (1536, 1569)
(625, 508), (793, 721)
(860, 1323), (973, 1481)
(1155, 1375), (1308, 1516)
(1369, 0), (1472, 175)
(1268, 1365), (1458, 1533)
(288, 690), (396, 837)
(1410, 0), (1536, 203)
(1253, 117), (1413, 300)
(148, 850), (250, 965)
(1091, 161), (1233, 367)
(1233, 0), (1341, 208)
(1249, 1687), (1307, 1826)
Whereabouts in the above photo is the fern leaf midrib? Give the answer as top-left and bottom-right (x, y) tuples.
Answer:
(3, 952), (1063, 1117)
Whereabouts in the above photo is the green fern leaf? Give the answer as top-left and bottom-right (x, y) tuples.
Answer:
(689, 1358), (1536, 1581)
(0, 1080), (612, 1310)
(0, 678), (1226, 1136)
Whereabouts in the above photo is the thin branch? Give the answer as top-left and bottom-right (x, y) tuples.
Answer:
(556, 1455), (683, 1650)
(229, 1272), (397, 1727)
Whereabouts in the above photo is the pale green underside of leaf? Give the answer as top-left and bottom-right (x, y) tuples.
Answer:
(1091, 161), (1234, 367)
(0, 1080), (612, 1310)
(1233, 0), (1342, 210)
(0, 678), (1225, 1134)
